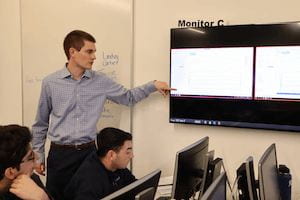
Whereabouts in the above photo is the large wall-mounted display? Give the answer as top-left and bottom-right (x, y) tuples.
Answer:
(170, 22), (300, 131)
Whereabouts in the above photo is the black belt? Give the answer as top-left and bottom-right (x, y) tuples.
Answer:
(50, 141), (95, 150)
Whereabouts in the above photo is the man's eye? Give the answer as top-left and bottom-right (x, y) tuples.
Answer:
(86, 50), (94, 54)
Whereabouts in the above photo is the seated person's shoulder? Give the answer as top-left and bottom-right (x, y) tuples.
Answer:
(115, 168), (137, 186)
(78, 152), (104, 175)
(68, 152), (105, 186)
(64, 152), (106, 200)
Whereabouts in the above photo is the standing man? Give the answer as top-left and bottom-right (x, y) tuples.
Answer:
(32, 30), (173, 199)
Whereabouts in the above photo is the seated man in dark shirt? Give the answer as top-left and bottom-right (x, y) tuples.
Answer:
(64, 127), (136, 200)
(0, 125), (50, 200)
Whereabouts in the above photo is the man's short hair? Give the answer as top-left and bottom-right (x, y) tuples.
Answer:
(0, 125), (32, 180)
(63, 30), (96, 60)
(96, 127), (132, 158)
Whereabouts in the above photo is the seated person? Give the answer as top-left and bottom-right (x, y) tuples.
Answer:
(64, 127), (136, 200)
(0, 124), (50, 200)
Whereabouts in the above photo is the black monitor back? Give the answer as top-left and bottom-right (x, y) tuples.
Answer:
(237, 156), (258, 200)
(258, 144), (281, 200)
(101, 169), (161, 200)
(201, 172), (227, 200)
(135, 187), (156, 200)
(198, 150), (215, 198)
(171, 136), (209, 199)
(199, 157), (223, 200)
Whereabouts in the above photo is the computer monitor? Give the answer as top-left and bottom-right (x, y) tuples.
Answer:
(135, 187), (155, 200)
(101, 169), (161, 200)
(198, 150), (215, 198)
(199, 157), (224, 200)
(237, 156), (259, 200)
(258, 143), (281, 200)
(171, 136), (209, 199)
(201, 172), (227, 200)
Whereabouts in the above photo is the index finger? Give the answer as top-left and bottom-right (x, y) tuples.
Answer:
(162, 87), (177, 91)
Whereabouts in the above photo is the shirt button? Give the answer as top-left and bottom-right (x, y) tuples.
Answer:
(77, 118), (79, 121)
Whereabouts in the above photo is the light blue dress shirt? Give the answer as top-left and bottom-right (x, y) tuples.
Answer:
(32, 67), (157, 162)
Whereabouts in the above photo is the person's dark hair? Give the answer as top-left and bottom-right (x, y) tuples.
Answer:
(0, 125), (32, 180)
(96, 127), (132, 158)
(63, 30), (96, 60)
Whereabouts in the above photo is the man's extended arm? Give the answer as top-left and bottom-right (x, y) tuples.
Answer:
(105, 78), (174, 105)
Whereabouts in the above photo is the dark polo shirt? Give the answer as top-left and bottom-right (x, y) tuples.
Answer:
(64, 152), (136, 200)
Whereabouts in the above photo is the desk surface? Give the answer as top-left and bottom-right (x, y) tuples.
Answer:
(159, 176), (173, 186)
(156, 176), (173, 198)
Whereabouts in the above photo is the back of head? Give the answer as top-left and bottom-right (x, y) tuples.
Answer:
(0, 125), (32, 180)
(96, 127), (132, 158)
(63, 30), (96, 60)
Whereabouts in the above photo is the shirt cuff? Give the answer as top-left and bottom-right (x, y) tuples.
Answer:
(146, 80), (157, 93)
(35, 152), (45, 164)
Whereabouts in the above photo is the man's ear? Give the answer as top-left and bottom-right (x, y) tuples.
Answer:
(107, 150), (116, 161)
(69, 47), (77, 58)
(4, 167), (18, 180)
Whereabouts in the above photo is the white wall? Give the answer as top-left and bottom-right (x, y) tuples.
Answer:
(0, 0), (22, 125)
(132, 0), (300, 199)
(2, 0), (300, 199)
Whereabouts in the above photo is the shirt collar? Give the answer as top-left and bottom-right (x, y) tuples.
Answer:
(59, 66), (71, 79)
(59, 64), (92, 79)
(83, 70), (92, 78)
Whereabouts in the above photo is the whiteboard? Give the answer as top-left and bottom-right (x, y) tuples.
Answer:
(21, 0), (133, 131)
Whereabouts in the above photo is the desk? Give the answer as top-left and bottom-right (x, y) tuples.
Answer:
(155, 176), (173, 199)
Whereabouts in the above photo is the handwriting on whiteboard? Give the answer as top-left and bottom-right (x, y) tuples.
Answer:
(25, 76), (43, 83)
(103, 52), (119, 66)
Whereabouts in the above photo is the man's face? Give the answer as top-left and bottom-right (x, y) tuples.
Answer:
(72, 40), (96, 70)
(112, 140), (133, 169)
(17, 148), (35, 176)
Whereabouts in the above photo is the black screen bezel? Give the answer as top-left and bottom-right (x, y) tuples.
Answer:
(170, 22), (300, 132)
